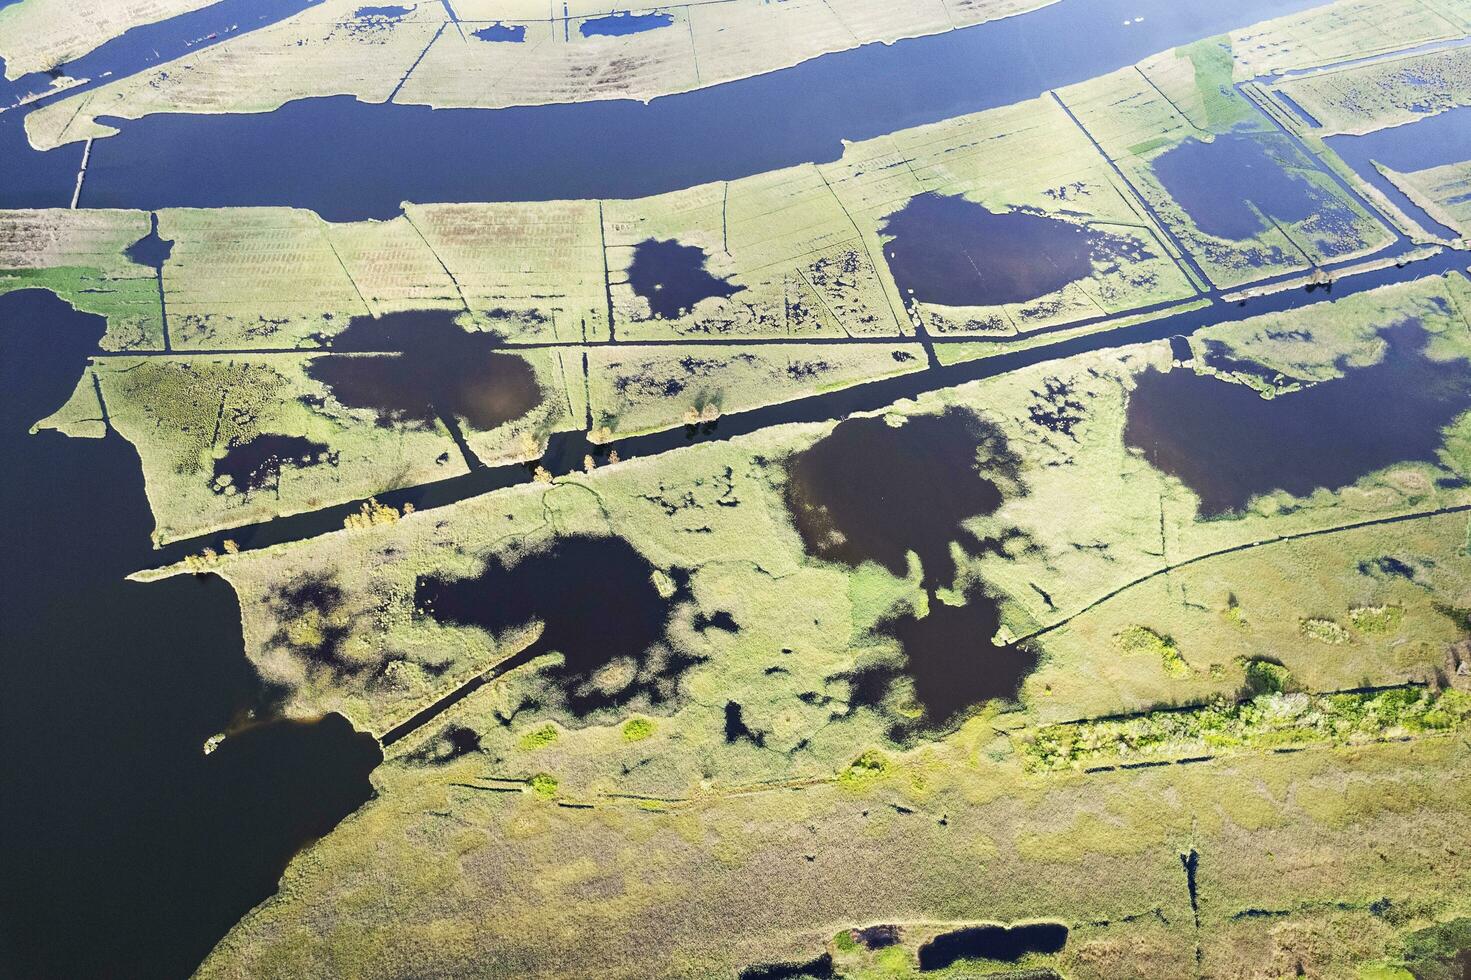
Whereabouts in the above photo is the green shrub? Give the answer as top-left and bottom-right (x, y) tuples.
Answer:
(1241, 658), (1293, 695)
(1116, 625), (1190, 677)
(838, 750), (892, 788)
(622, 717), (655, 742)
(519, 724), (559, 751)
(1349, 605), (1404, 634)
(1300, 617), (1350, 645)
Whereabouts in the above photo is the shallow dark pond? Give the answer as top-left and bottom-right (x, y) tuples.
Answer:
(0, 290), (379, 980)
(355, 4), (409, 17)
(1151, 133), (1330, 240)
(580, 11), (673, 37)
(880, 192), (1145, 307)
(739, 952), (836, 980)
(1124, 319), (1471, 516)
(122, 211), (173, 268)
(625, 238), (744, 319)
(212, 433), (336, 495)
(853, 924), (902, 949)
(415, 535), (695, 718)
(307, 310), (543, 433)
(875, 588), (1038, 730)
(783, 409), (1016, 590)
(472, 23), (525, 42)
(918, 922), (1069, 970)
(0, 0), (1323, 217)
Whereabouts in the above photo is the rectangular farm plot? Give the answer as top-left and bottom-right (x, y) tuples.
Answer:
(0, 209), (165, 351)
(53, 339), (586, 542)
(820, 97), (1199, 338)
(403, 202), (610, 343)
(398, 9), (701, 109)
(159, 204), (608, 349)
(1227, 0), (1466, 79)
(63, 354), (465, 544)
(586, 341), (925, 438)
(159, 208), (369, 350)
(1269, 44), (1471, 136)
(1059, 47), (1396, 289)
(324, 215), (463, 317)
(602, 167), (904, 340)
(24, 0), (449, 149)
(1385, 160), (1471, 236)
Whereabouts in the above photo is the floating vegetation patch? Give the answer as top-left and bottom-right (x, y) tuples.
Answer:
(783, 409), (1022, 590)
(471, 22), (525, 42)
(415, 536), (696, 718)
(1124, 320), (1471, 516)
(518, 723), (559, 750)
(917, 922), (1069, 970)
(1349, 604), (1405, 634)
(878, 192), (1149, 308)
(306, 310), (542, 432)
(621, 717), (654, 742)
(864, 587), (1039, 733)
(1025, 686), (1471, 772)
(210, 434), (336, 496)
(579, 11), (675, 37)
(625, 238), (743, 319)
(1150, 133), (1335, 240)
(1300, 617), (1351, 645)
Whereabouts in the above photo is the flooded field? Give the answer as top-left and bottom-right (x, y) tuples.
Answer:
(307, 311), (543, 433)
(625, 238), (744, 319)
(880, 192), (1145, 307)
(212, 434), (335, 495)
(1326, 105), (1471, 237)
(579, 11), (673, 37)
(1151, 134), (1334, 240)
(415, 536), (693, 718)
(917, 923), (1069, 970)
(783, 410), (1016, 589)
(874, 587), (1038, 732)
(5, 0), (1471, 976)
(1125, 320), (1471, 515)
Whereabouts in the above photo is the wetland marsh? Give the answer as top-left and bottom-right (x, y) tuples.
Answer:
(5, 0), (1471, 977)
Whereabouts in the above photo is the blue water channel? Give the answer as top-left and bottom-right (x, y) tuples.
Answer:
(1327, 105), (1471, 237)
(0, 0), (1324, 219)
